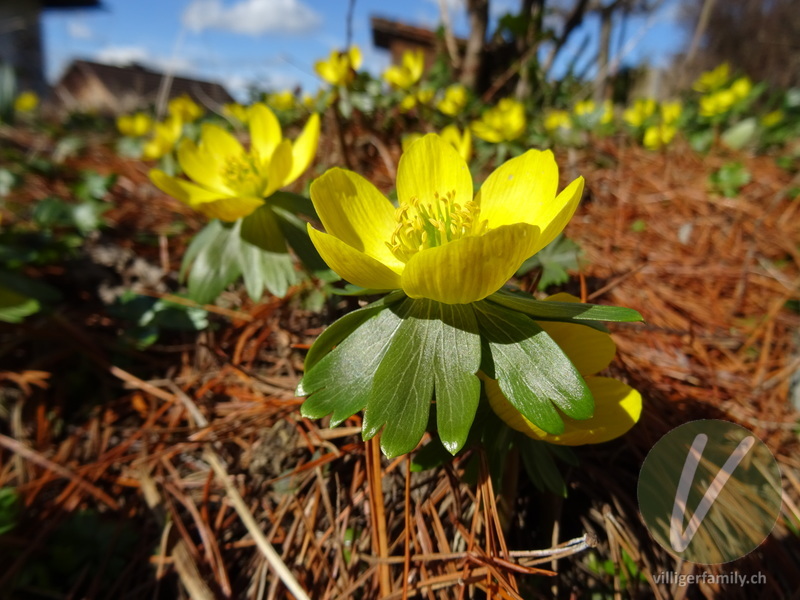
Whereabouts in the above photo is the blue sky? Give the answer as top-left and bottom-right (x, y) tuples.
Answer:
(42, 0), (687, 101)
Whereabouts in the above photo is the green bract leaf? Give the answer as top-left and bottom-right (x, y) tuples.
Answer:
(361, 299), (482, 457)
(182, 220), (241, 304)
(475, 301), (593, 435)
(304, 291), (405, 371)
(516, 234), (583, 290)
(272, 205), (338, 281)
(240, 204), (286, 252)
(299, 306), (405, 426)
(488, 289), (643, 323)
(237, 236), (295, 300)
(0, 286), (40, 323)
(721, 118), (758, 150)
(517, 436), (568, 497)
(269, 190), (318, 220)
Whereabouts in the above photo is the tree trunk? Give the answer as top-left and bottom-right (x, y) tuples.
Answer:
(515, 0), (546, 99)
(594, 6), (613, 102)
(460, 0), (489, 90)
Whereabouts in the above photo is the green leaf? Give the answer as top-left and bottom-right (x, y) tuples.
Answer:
(0, 286), (40, 323)
(411, 437), (455, 472)
(517, 436), (568, 497)
(237, 235), (296, 300)
(299, 305), (405, 426)
(73, 170), (115, 202)
(363, 299), (437, 457)
(488, 289), (643, 323)
(182, 220), (242, 304)
(240, 204), (287, 252)
(432, 303), (481, 454)
(304, 291), (405, 371)
(0, 270), (62, 303)
(269, 190), (318, 220)
(272, 206), (338, 280)
(475, 301), (593, 435)
(516, 234), (582, 290)
(721, 118), (758, 150)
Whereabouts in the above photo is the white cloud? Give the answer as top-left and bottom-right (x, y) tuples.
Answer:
(182, 0), (322, 36)
(67, 19), (93, 40)
(94, 46), (195, 75)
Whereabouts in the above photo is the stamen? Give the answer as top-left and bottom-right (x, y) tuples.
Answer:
(387, 189), (487, 262)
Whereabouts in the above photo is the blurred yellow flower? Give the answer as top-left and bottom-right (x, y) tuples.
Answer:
(267, 90), (296, 111)
(399, 88), (435, 113)
(223, 103), (249, 124)
(116, 112), (154, 137)
(484, 293), (641, 445)
(623, 98), (656, 128)
(384, 49), (424, 90)
(573, 99), (596, 117)
(13, 91), (38, 113)
(600, 100), (613, 124)
(699, 90), (735, 117)
(693, 63), (730, 93)
(729, 77), (752, 101)
(761, 110), (783, 128)
(150, 104), (320, 221)
(307, 134), (583, 304)
(168, 95), (203, 122)
(470, 98), (526, 143)
(437, 84), (467, 116)
(142, 115), (183, 160)
(660, 100), (682, 125)
(440, 124), (472, 162)
(315, 46), (362, 87)
(643, 123), (677, 150)
(544, 109), (571, 132)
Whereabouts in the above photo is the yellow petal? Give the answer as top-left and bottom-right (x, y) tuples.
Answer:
(476, 149), (559, 229)
(196, 197), (264, 221)
(248, 103), (282, 160)
(538, 318), (616, 377)
(149, 169), (223, 206)
(177, 139), (232, 195)
(396, 134), (473, 209)
(307, 225), (402, 290)
(530, 176), (584, 255)
(285, 113), (320, 185)
(401, 223), (539, 304)
(309, 168), (403, 270)
(348, 46), (362, 70)
(200, 123), (244, 160)
(486, 375), (641, 446)
(470, 121), (503, 143)
(264, 139), (293, 197)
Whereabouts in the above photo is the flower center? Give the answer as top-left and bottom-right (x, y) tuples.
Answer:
(222, 153), (263, 195)
(387, 190), (487, 262)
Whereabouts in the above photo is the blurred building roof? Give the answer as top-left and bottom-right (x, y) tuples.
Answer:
(54, 60), (234, 114)
(42, 0), (102, 8)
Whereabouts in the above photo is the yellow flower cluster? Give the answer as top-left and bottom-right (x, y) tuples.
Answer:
(117, 112), (153, 137)
(14, 91), (39, 113)
(436, 84), (467, 116)
(642, 101), (681, 150)
(471, 98), (526, 143)
(315, 47), (362, 87)
(384, 49), (424, 91)
(699, 77), (751, 118)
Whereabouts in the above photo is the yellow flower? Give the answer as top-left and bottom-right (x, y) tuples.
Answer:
(267, 90), (296, 111)
(168, 95), (203, 122)
(399, 88), (434, 113)
(693, 63), (730, 93)
(142, 115), (184, 160)
(660, 100), (682, 125)
(223, 103), (250, 124)
(384, 49), (425, 90)
(13, 91), (38, 113)
(484, 292), (642, 445)
(440, 124), (472, 162)
(643, 123), (677, 150)
(117, 112), (154, 137)
(437, 84), (467, 116)
(307, 134), (583, 304)
(600, 100), (613, 124)
(544, 109), (571, 132)
(315, 46), (362, 87)
(573, 99), (596, 117)
(699, 90), (735, 118)
(729, 76), (752, 101)
(623, 98), (656, 128)
(470, 98), (526, 143)
(761, 110), (783, 128)
(150, 104), (320, 221)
